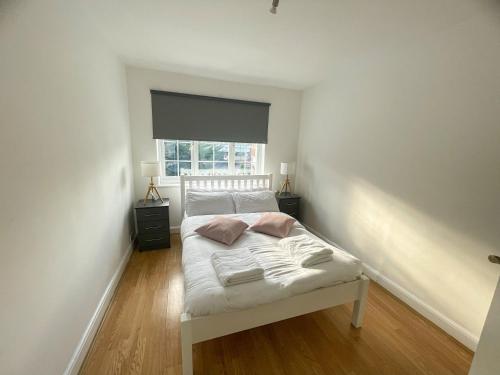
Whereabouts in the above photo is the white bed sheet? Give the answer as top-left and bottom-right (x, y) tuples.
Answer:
(181, 213), (362, 317)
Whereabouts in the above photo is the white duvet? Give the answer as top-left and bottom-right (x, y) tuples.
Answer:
(181, 213), (362, 317)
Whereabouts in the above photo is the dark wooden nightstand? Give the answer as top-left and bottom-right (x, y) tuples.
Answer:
(275, 193), (301, 220)
(134, 199), (171, 251)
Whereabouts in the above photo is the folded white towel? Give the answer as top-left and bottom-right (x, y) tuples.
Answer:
(278, 234), (334, 267)
(211, 248), (264, 286)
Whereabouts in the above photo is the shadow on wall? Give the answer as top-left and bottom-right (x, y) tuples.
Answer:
(120, 166), (136, 240)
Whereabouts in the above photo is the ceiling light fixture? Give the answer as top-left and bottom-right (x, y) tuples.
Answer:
(270, 0), (279, 14)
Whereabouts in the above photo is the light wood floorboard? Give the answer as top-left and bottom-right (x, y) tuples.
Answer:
(80, 234), (473, 375)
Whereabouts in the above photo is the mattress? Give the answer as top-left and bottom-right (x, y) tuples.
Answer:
(181, 213), (362, 317)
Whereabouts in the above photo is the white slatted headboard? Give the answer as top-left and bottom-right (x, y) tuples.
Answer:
(180, 174), (273, 216)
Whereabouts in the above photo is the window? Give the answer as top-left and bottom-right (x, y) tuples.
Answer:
(157, 140), (264, 184)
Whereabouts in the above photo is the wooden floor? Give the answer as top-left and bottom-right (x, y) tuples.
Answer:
(80, 234), (473, 375)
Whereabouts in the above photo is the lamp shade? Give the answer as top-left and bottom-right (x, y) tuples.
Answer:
(141, 161), (161, 177)
(280, 162), (288, 175)
(280, 162), (295, 175)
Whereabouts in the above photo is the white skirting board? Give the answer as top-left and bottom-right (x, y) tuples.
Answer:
(63, 241), (134, 375)
(170, 225), (180, 234)
(303, 224), (478, 351)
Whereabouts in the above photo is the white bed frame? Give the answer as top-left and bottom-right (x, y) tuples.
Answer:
(179, 174), (370, 375)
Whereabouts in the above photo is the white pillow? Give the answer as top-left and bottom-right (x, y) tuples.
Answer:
(185, 191), (235, 217)
(232, 190), (279, 213)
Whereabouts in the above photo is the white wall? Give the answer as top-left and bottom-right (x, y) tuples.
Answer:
(0, 1), (134, 374)
(126, 67), (302, 226)
(296, 1), (500, 349)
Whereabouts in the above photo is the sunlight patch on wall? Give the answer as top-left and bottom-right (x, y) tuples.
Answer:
(344, 177), (497, 336)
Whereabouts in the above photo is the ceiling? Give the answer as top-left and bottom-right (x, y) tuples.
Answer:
(80, 0), (478, 89)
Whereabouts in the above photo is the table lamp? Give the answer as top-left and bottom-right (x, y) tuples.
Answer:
(279, 162), (295, 195)
(141, 161), (164, 203)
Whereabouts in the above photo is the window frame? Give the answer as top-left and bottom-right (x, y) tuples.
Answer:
(157, 140), (265, 186)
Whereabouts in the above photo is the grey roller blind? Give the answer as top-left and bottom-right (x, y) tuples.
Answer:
(151, 90), (270, 143)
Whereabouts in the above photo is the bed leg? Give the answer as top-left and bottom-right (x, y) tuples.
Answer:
(181, 313), (193, 375)
(352, 275), (370, 328)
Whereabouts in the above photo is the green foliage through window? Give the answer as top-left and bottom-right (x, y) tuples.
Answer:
(160, 140), (261, 178)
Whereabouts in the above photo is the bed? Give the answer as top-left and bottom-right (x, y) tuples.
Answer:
(179, 174), (369, 375)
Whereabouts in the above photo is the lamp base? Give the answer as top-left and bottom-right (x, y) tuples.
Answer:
(144, 177), (164, 204)
(279, 175), (292, 195)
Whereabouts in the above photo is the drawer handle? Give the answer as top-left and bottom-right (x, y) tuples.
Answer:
(286, 202), (297, 206)
(144, 213), (161, 217)
(144, 225), (162, 230)
(145, 237), (164, 242)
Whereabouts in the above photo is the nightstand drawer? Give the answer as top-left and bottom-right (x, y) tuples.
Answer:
(138, 232), (170, 250)
(136, 207), (169, 222)
(278, 199), (300, 213)
(137, 219), (170, 234)
(279, 199), (299, 208)
(276, 194), (301, 220)
(281, 208), (298, 217)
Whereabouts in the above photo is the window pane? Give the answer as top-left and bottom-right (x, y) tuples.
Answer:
(179, 161), (192, 175)
(165, 141), (177, 160)
(165, 161), (178, 176)
(214, 162), (228, 175)
(160, 140), (261, 178)
(198, 142), (213, 161)
(235, 162), (251, 175)
(198, 161), (213, 176)
(179, 142), (192, 160)
(214, 143), (229, 161)
(235, 143), (252, 162)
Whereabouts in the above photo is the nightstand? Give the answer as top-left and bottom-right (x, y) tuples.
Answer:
(275, 193), (301, 220)
(134, 199), (171, 251)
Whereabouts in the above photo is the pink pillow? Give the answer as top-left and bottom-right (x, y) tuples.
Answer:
(250, 213), (296, 238)
(195, 217), (249, 245)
